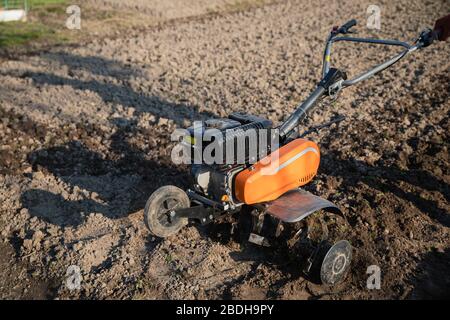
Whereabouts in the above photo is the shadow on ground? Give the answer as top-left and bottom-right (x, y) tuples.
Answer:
(320, 152), (450, 228)
(409, 247), (450, 299)
(12, 51), (221, 227)
(22, 126), (190, 227)
(11, 51), (215, 126)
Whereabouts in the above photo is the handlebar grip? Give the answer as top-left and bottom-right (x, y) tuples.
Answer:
(339, 19), (357, 33)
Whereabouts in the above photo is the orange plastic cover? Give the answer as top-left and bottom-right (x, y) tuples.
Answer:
(234, 138), (320, 204)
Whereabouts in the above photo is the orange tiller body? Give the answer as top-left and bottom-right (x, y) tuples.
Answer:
(234, 138), (320, 204)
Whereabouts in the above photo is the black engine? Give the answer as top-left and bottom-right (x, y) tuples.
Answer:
(183, 112), (273, 205)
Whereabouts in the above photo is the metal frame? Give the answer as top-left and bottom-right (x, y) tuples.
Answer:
(172, 205), (218, 224)
(323, 36), (415, 85)
(173, 189), (236, 224)
(278, 19), (427, 138)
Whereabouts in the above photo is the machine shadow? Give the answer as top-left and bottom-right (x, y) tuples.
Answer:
(320, 152), (450, 228)
(22, 132), (190, 227)
(18, 52), (285, 268)
(5, 51), (215, 127)
(196, 212), (314, 299)
(15, 51), (218, 228)
(408, 247), (450, 299)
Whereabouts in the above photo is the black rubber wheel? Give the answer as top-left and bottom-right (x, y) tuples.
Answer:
(144, 186), (190, 238)
(318, 240), (352, 285)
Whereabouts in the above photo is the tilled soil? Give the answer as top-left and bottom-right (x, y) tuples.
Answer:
(0, 0), (449, 299)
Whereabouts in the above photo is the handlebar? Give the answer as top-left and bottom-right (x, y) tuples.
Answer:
(278, 16), (448, 139)
(324, 15), (449, 80)
(323, 19), (414, 82)
(336, 19), (357, 34)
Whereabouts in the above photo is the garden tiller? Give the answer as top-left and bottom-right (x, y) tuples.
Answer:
(144, 16), (450, 285)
